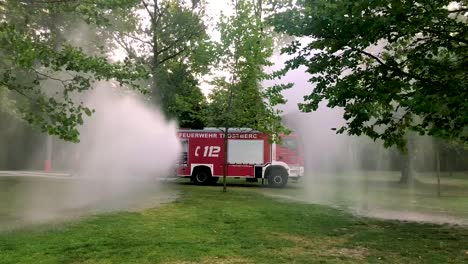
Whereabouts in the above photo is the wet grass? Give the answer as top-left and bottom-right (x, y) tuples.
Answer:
(0, 177), (71, 227)
(1, 182), (468, 263)
(0, 177), (177, 230)
(251, 171), (468, 224)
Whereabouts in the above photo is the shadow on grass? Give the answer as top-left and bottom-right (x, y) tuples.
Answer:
(171, 178), (303, 190)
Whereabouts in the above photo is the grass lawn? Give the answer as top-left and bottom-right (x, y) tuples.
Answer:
(1, 182), (468, 264)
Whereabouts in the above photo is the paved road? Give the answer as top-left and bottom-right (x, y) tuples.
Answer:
(0, 171), (71, 179)
(0, 171), (180, 181)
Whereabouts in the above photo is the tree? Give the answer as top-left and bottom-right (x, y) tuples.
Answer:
(207, 0), (289, 192)
(269, 0), (468, 150)
(111, 0), (213, 124)
(437, 138), (468, 177)
(0, 0), (147, 142)
(162, 62), (208, 128)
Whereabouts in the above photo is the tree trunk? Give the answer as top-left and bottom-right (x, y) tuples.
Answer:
(0, 113), (5, 169)
(399, 152), (414, 185)
(222, 127), (229, 192)
(255, 0), (262, 19)
(436, 147), (441, 197)
(151, 0), (161, 104)
(447, 152), (453, 177)
(363, 171), (369, 211)
(45, 135), (53, 171)
(399, 137), (415, 185)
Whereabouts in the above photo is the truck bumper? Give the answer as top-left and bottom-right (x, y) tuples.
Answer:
(288, 166), (304, 178)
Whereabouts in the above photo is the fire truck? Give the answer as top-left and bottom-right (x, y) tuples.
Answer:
(175, 128), (304, 187)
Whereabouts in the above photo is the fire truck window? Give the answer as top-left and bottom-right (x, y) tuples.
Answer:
(180, 140), (188, 165)
(181, 140), (188, 151)
(281, 138), (297, 150)
(228, 140), (264, 164)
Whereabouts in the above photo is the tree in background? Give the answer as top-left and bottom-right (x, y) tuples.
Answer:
(269, 0), (467, 150)
(111, 0), (213, 127)
(162, 62), (207, 129)
(0, 0), (146, 142)
(207, 0), (290, 191)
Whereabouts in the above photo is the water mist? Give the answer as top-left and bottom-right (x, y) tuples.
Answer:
(6, 84), (181, 227)
(267, 54), (467, 225)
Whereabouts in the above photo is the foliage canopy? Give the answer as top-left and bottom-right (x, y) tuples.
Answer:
(270, 0), (468, 149)
(111, 0), (213, 127)
(0, 0), (147, 142)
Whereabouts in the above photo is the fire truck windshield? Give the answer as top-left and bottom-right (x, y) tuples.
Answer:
(280, 137), (298, 151)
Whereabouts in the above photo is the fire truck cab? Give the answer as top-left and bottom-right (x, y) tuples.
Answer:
(175, 128), (304, 188)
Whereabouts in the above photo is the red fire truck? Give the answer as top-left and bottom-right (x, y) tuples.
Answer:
(175, 128), (304, 187)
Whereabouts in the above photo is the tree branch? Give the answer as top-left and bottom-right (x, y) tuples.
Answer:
(19, 0), (81, 3)
(425, 29), (468, 45)
(112, 33), (139, 59)
(0, 80), (35, 102)
(448, 8), (468, 13)
(159, 48), (187, 65)
(121, 32), (154, 47)
(34, 70), (74, 85)
(350, 47), (428, 84)
(142, 1), (156, 24)
(352, 48), (387, 68)
(158, 31), (197, 55)
(155, 2), (169, 25)
(112, 32), (132, 50)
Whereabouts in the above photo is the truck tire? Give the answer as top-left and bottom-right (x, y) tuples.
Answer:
(267, 168), (288, 188)
(192, 168), (212, 185)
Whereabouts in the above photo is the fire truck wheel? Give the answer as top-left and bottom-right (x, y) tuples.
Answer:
(267, 168), (288, 188)
(192, 169), (212, 185)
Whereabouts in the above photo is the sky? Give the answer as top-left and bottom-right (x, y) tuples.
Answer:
(206, 0), (232, 23)
(199, 1), (234, 95)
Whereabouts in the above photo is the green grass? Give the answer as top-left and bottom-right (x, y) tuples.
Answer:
(1, 183), (468, 264)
